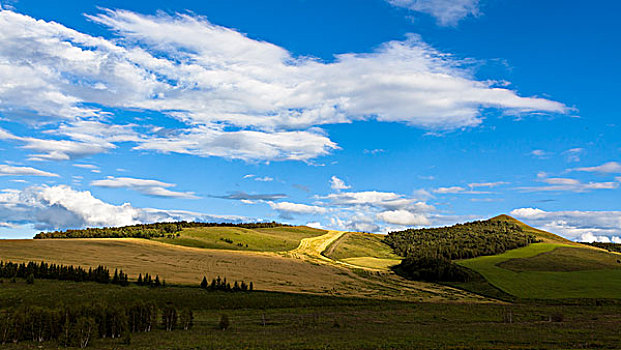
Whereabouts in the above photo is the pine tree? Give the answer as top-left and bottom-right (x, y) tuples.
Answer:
(200, 276), (208, 289)
(137, 273), (143, 286)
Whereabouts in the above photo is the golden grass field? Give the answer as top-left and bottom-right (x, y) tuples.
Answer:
(0, 230), (490, 303)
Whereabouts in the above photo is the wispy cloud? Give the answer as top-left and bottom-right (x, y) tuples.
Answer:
(517, 176), (619, 192)
(387, 0), (480, 26)
(572, 161), (621, 174)
(0, 164), (58, 177)
(212, 191), (287, 201)
(91, 176), (198, 199)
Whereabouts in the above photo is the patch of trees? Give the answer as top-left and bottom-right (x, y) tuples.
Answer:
(34, 221), (288, 239)
(0, 302), (192, 347)
(0, 261), (167, 288)
(200, 276), (253, 292)
(581, 242), (621, 253)
(385, 219), (540, 282)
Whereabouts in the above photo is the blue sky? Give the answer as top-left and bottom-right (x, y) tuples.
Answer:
(0, 0), (620, 242)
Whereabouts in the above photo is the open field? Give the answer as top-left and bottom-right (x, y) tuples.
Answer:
(499, 245), (621, 272)
(457, 243), (621, 299)
(0, 237), (485, 302)
(153, 226), (326, 252)
(323, 232), (402, 270)
(2, 279), (621, 350)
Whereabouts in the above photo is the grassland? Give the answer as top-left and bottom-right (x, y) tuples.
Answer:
(323, 232), (402, 270)
(457, 243), (621, 299)
(2, 279), (621, 350)
(0, 237), (484, 302)
(153, 226), (326, 251)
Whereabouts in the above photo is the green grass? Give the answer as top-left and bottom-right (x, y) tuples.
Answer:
(324, 232), (401, 260)
(2, 279), (621, 349)
(154, 226), (326, 252)
(457, 243), (621, 299)
(499, 246), (621, 272)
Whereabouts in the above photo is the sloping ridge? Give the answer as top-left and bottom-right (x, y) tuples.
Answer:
(489, 214), (573, 244)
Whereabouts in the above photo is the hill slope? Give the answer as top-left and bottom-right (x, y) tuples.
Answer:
(456, 215), (621, 299)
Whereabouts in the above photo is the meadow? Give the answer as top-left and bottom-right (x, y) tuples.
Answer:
(1, 278), (620, 349)
(153, 226), (327, 252)
(457, 243), (621, 299)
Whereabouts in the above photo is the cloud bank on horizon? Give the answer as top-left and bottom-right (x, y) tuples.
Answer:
(0, 2), (619, 241)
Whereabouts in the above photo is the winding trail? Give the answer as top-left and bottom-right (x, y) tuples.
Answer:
(284, 230), (388, 271)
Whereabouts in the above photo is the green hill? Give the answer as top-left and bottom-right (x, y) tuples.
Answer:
(455, 215), (621, 300)
(154, 225), (327, 252)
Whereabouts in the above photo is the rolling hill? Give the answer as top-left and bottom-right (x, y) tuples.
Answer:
(457, 216), (621, 299)
(4, 215), (620, 302)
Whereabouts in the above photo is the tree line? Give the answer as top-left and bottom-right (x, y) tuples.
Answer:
(0, 261), (168, 288)
(580, 242), (621, 253)
(34, 221), (288, 239)
(200, 276), (253, 292)
(384, 219), (540, 282)
(0, 301), (192, 347)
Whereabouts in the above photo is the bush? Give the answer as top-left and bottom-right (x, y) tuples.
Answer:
(219, 314), (230, 330)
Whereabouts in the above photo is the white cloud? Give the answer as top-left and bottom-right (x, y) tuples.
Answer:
(376, 209), (430, 226)
(330, 176), (351, 191)
(254, 176), (273, 182)
(0, 8), (566, 162)
(518, 176), (619, 192)
(530, 149), (550, 159)
(468, 181), (508, 188)
(90, 176), (198, 199)
(387, 0), (480, 26)
(563, 147), (584, 162)
(0, 164), (58, 177)
(573, 161), (621, 174)
(510, 208), (621, 242)
(73, 163), (98, 170)
(0, 185), (242, 230)
(268, 201), (328, 215)
(433, 186), (465, 194)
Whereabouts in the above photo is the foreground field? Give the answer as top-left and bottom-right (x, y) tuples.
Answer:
(0, 237), (482, 302)
(2, 279), (620, 350)
(458, 243), (621, 299)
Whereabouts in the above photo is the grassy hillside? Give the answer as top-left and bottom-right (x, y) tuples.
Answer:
(457, 243), (621, 299)
(0, 238), (484, 302)
(489, 214), (573, 244)
(153, 226), (326, 252)
(2, 278), (621, 349)
(323, 232), (402, 270)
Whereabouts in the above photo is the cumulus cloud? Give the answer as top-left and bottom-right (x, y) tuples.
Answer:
(91, 176), (198, 199)
(573, 161), (621, 174)
(330, 176), (351, 191)
(0, 7), (566, 162)
(387, 0), (480, 26)
(0, 164), (58, 177)
(510, 208), (621, 242)
(376, 209), (430, 226)
(0, 185), (244, 231)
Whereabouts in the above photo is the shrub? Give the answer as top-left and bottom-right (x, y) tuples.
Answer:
(219, 315), (230, 330)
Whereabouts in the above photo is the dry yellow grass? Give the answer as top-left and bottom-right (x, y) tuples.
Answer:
(0, 237), (491, 302)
